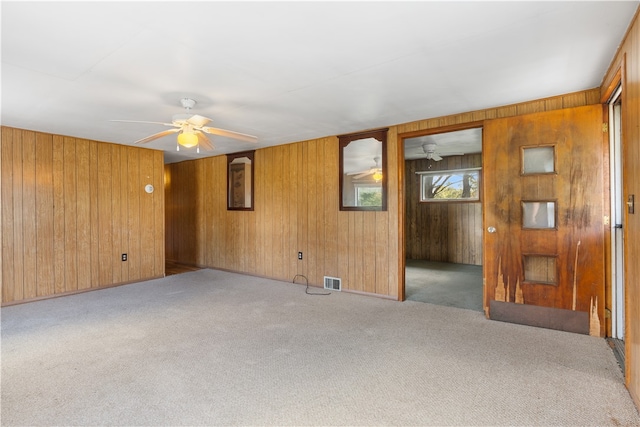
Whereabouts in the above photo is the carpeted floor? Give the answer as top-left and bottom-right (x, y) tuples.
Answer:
(405, 259), (483, 312)
(2, 269), (639, 426)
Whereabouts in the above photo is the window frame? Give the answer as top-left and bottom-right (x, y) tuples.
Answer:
(417, 167), (481, 203)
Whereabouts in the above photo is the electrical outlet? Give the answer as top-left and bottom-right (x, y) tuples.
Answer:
(298, 252), (303, 260)
(122, 253), (127, 262)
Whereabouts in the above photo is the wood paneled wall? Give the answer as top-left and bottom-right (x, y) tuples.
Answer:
(405, 154), (482, 265)
(601, 5), (640, 409)
(1, 127), (165, 304)
(165, 137), (400, 297)
(165, 89), (600, 301)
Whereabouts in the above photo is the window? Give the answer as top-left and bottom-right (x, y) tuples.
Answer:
(339, 129), (387, 211)
(418, 167), (480, 202)
(355, 184), (383, 207)
(227, 150), (254, 211)
(523, 255), (558, 285)
(522, 145), (556, 175)
(522, 200), (557, 229)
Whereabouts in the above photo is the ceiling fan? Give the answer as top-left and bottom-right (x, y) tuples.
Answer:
(419, 142), (464, 161)
(348, 156), (383, 181)
(111, 98), (257, 152)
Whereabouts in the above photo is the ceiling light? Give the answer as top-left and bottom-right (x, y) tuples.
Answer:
(177, 131), (198, 148)
(373, 170), (383, 182)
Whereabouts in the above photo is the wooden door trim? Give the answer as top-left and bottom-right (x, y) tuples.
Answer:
(397, 121), (485, 301)
(399, 121), (484, 140)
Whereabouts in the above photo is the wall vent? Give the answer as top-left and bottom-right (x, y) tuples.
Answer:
(324, 276), (341, 291)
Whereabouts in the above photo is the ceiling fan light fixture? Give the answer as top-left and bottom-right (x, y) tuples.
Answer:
(372, 170), (383, 182)
(177, 130), (198, 148)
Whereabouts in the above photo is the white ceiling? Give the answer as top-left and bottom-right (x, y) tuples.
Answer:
(2, 1), (638, 165)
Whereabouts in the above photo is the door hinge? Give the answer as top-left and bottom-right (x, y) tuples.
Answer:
(602, 123), (609, 132)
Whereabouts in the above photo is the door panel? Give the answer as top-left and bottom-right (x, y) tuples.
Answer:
(483, 105), (605, 335)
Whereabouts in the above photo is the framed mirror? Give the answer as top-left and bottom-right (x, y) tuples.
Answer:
(227, 150), (255, 211)
(339, 129), (387, 211)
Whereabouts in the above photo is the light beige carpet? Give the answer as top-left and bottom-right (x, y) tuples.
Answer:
(2, 269), (639, 426)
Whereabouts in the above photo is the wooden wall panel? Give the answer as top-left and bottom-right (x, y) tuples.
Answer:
(111, 144), (123, 285)
(119, 145), (130, 282)
(1, 127), (164, 305)
(63, 137), (78, 292)
(97, 143), (112, 285)
(2, 127), (15, 302)
(13, 128), (25, 300)
(127, 147), (141, 281)
(52, 136), (65, 294)
(22, 131), (37, 300)
(153, 150), (165, 277)
(404, 154), (483, 265)
(139, 150), (155, 278)
(88, 140), (99, 288)
(164, 88), (601, 301)
(193, 159), (205, 267)
(77, 140), (92, 289)
(165, 133), (400, 296)
(601, 5), (640, 409)
(35, 133), (54, 297)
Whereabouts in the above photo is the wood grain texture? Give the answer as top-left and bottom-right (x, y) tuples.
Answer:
(165, 134), (399, 296)
(601, 5), (640, 406)
(22, 131), (37, 299)
(2, 127), (15, 302)
(35, 133), (54, 297)
(164, 88), (603, 301)
(483, 105), (605, 333)
(1, 127), (164, 304)
(405, 154), (482, 265)
(52, 136), (65, 294)
(111, 144), (122, 284)
(63, 136), (78, 292)
(77, 139), (92, 289)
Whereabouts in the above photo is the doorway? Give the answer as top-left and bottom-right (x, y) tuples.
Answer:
(403, 127), (484, 312)
(608, 84), (625, 368)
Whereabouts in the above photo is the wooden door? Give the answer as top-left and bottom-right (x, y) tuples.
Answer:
(483, 105), (605, 336)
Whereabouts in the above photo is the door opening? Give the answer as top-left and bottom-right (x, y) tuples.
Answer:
(609, 85), (625, 340)
(402, 126), (483, 311)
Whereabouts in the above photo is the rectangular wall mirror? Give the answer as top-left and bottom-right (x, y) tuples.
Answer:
(339, 129), (387, 211)
(227, 150), (255, 211)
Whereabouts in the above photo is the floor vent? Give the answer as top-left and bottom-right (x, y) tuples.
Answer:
(324, 276), (341, 291)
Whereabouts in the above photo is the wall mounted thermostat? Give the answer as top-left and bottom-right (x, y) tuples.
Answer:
(144, 184), (154, 194)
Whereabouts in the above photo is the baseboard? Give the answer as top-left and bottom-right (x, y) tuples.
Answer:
(1, 275), (165, 307)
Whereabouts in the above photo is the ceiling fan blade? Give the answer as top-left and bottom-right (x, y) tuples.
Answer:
(187, 115), (212, 128)
(196, 131), (214, 151)
(110, 119), (176, 127)
(354, 171), (374, 179)
(201, 126), (258, 143)
(347, 167), (372, 176)
(431, 153), (443, 161)
(133, 128), (180, 144)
